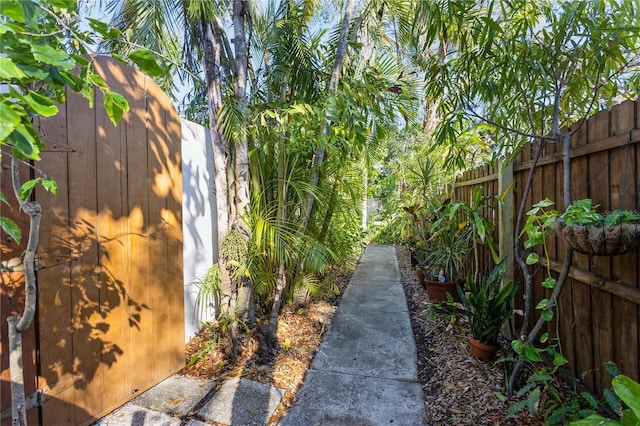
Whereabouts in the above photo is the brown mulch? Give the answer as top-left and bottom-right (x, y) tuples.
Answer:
(181, 247), (545, 425)
(181, 267), (350, 425)
(397, 245), (544, 425)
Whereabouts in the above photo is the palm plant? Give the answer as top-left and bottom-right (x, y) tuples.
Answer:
(424, 220), (473, 283)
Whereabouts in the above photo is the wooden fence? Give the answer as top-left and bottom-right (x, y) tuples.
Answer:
(1, 56), (184, 425)
(454, 99), (640, 396)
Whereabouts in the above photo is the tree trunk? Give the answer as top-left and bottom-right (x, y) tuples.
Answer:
(202, 21), (234, 314)
(8, 317), (25, 426)
(269, 132), (288, 337)
(509, 132), (575, 394)
(231, 0), (252, 322)
(233, 0), (250, 219)
(514, 140), (543, 338)
(8, 156), (42, 426)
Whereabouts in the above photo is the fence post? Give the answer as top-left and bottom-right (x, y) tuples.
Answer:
(498, 157), (514, 284)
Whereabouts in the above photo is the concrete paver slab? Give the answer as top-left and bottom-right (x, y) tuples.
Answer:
(94, 375), (215, 425)
(312, 310), (418, 380)
(337, 279), (407, 314)
(198, 378), (284, 426)
(127, 375), (216, 417)
(93, 404), (181, 426)
(349, 246), (400, 282)
(279, 370), (425, 426)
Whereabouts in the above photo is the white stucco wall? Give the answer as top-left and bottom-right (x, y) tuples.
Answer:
(181, 119), (218, 341)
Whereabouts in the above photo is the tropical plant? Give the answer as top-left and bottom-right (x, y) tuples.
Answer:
(418, 0), (640, 394)
(560, 199), (640, 226)
(424, 215), (473, 283)
(193, 265), (222, 321)
(433, 186), (500, 282)
(571, 371), (640, 426)
(456, 258), (518, 346)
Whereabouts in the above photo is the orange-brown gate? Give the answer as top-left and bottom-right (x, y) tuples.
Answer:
(1, 56), (184, 425)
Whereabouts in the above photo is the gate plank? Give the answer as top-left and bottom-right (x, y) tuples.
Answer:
(93, 57), (132, 416)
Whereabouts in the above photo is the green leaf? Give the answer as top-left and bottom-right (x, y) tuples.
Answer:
(542, 277), (557, 288)
(24, 91), (58, 117)
(127, 49), (165, 77)
(42, 177), (58, 195)
(87, 18), (110, 37)
(102, 91), (129, 126)
(0, 217), (21, 244)
(525, 388), (541, 416)
(604, 362), (620, 378)
(535, 299), (549, 309)
(511, 339), (523, 355)
(533, 198), (555, 208)
(540, 333), (549, 343)
(603, 388), (622, 414)
(0, 193), (9, 206)
(0, 57), (27, 80)
(0, 103), (22, 142)
(507, 399), (528, 417)
(541, 309), (554, 322)
(89, 73), (109, 89)
(48, 0), (76, 8)
(0, 0), (26, 23)
(553, 351), (568, 367)
(31, 41), (75, 70)
(20, 178), (40, 200)
(570, 414), (619, 425)
(0, 21), (15, 35)
(524, 345), (542, 362)
(526, 252), (539, 265)
(580, 391), (599, 410)
(613, 375), (640, 419)
(12, 123), (41, 160)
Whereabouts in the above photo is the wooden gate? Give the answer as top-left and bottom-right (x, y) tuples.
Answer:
(1, 56), (184, 425)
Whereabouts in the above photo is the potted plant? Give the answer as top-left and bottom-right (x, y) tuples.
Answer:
(422, 217), (473, 302)
(457, 258), (518, 360)
(552, 198), (640, 256)
(411, 242), (433, 287)
(400, 204), (426, 267)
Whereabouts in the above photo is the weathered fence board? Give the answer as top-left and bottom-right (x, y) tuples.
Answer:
(454, 98), (640, 396)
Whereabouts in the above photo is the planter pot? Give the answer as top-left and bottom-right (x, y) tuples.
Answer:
(468, 336), (499, 360)
(415, 270), (426, 287)
(424, 280), (461, 303)
(553, 219), (640, 256)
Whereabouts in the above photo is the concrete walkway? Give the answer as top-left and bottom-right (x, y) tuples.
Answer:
(279, 244), (425, 425)
(95, 244), (425, 425)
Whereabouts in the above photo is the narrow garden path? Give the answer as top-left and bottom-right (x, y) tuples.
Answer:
(96, 245), (426, 425)
(279, 244), (426, 425)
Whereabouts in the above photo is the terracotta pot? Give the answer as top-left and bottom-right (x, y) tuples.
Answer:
(424, 280), (460, 302)
(468, 336), (499, 360)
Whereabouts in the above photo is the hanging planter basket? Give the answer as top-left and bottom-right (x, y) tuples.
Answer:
(553, 219), (640, 256)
